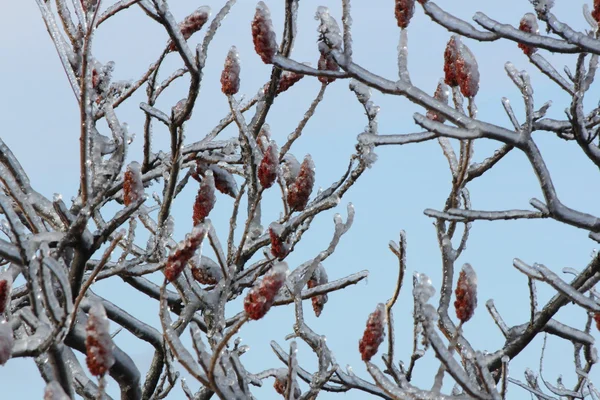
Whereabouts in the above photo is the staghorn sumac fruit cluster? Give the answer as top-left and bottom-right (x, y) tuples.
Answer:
(193, 170), (216, 226)
(395, 0), (415, 29)
(593, 0), (600, 25)
(221, 46), (241, 96)
(258, 142), (279, 189)
(123, 161), (144, 206)
(358, 303), (386, 362)
(252, 2), (278, 64)
(244, 263), (288, 320)
(307, 263), (328, 317)
(269, 222), (289, 260)
(443, 35), (480, 98)
(454, 263), (478, 324)
(165, 225), (207, 282)
(427, 80), (449, 123)
(168, 6), (211, 52)
(85, 300), (115, 377)
(194, 162), (239, 199)
(0, 271), (12, 315)
(287, 155), (315, 212)
(275, 71), (304, 94)
(518, 13), (539, 56)
(273, 371), (301, 399)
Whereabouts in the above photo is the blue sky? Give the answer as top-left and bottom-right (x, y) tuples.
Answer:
(1, 0), (599, 398)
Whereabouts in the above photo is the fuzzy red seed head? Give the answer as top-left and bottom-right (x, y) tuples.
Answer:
(190, 255), (222, 285)
(277, 71), (304, 94)
(252, 2), (278, 64)
(307, 264), (328, 317)
(358, 303), (386, 362)
(169, 6), (211, 52)
(395, 0), (416, 29)
(454, 263), (478, 324)
(281, 154), (300, 188)
(518, 13), (539, 56)
(0, 271), (12, 314)
(195, 163), (239, 198)
(594, 312), (600, 331)
(221, 46), (241, 96)
(258, 142), (279, 189)
(91, 68), (99, 89)
(269, 222), (288, 260)
(244, 263), (288, 320)
(85, 300), (115, 377)
(444, 35), (460, 87)
(123, 161), (144, 206)
(191, 266), (218, 285)
(455, 42), (479, 98)
(165, 226), (207, 282)
(427, 80), (449, 123)
(273, 374), (301, 398)
(444, 35), (480, 97)
(287, 155), (315, 212)
(593, 0), (600, 24)
(317, 53), (339, 84)
(193, 170), (216, 226)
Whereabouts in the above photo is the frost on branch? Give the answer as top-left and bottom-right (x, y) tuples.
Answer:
(358, 303), (386, 362)
(454, 263), (477, 324)
(168, 6), (211, 52)
(165, 225), (207, 282)
(172, 98), (192, 122)
(252, 2), (278, 64)
(395, 0), (416, 29)
(281, 154), (301, 188)
(316, 7), (342, 84)
(193, 170), (216, 226)
(413, 272), (436, 306)
(530, 0), (554, 17)
(123, 161), (144, 206)
(0, 322), (13, 366)
(287, 155), (315, 212)
(258, 142), (279, 189)
(307, 263), (329, 317)
(44, 381), (70, 400)
(221, 46), (241, 96)
(518, 13), (539, 56)
(456, 41), (479, 98)
(316, 7), (343, 51)
(244, 263), (288, 320)
(0, 270), (12, 315)
(85, 300), (115, 377)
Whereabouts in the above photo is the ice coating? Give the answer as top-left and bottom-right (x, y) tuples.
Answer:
(315, 7), (343, 50)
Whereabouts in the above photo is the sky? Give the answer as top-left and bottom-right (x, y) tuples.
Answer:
(1, 0), (600, 398)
